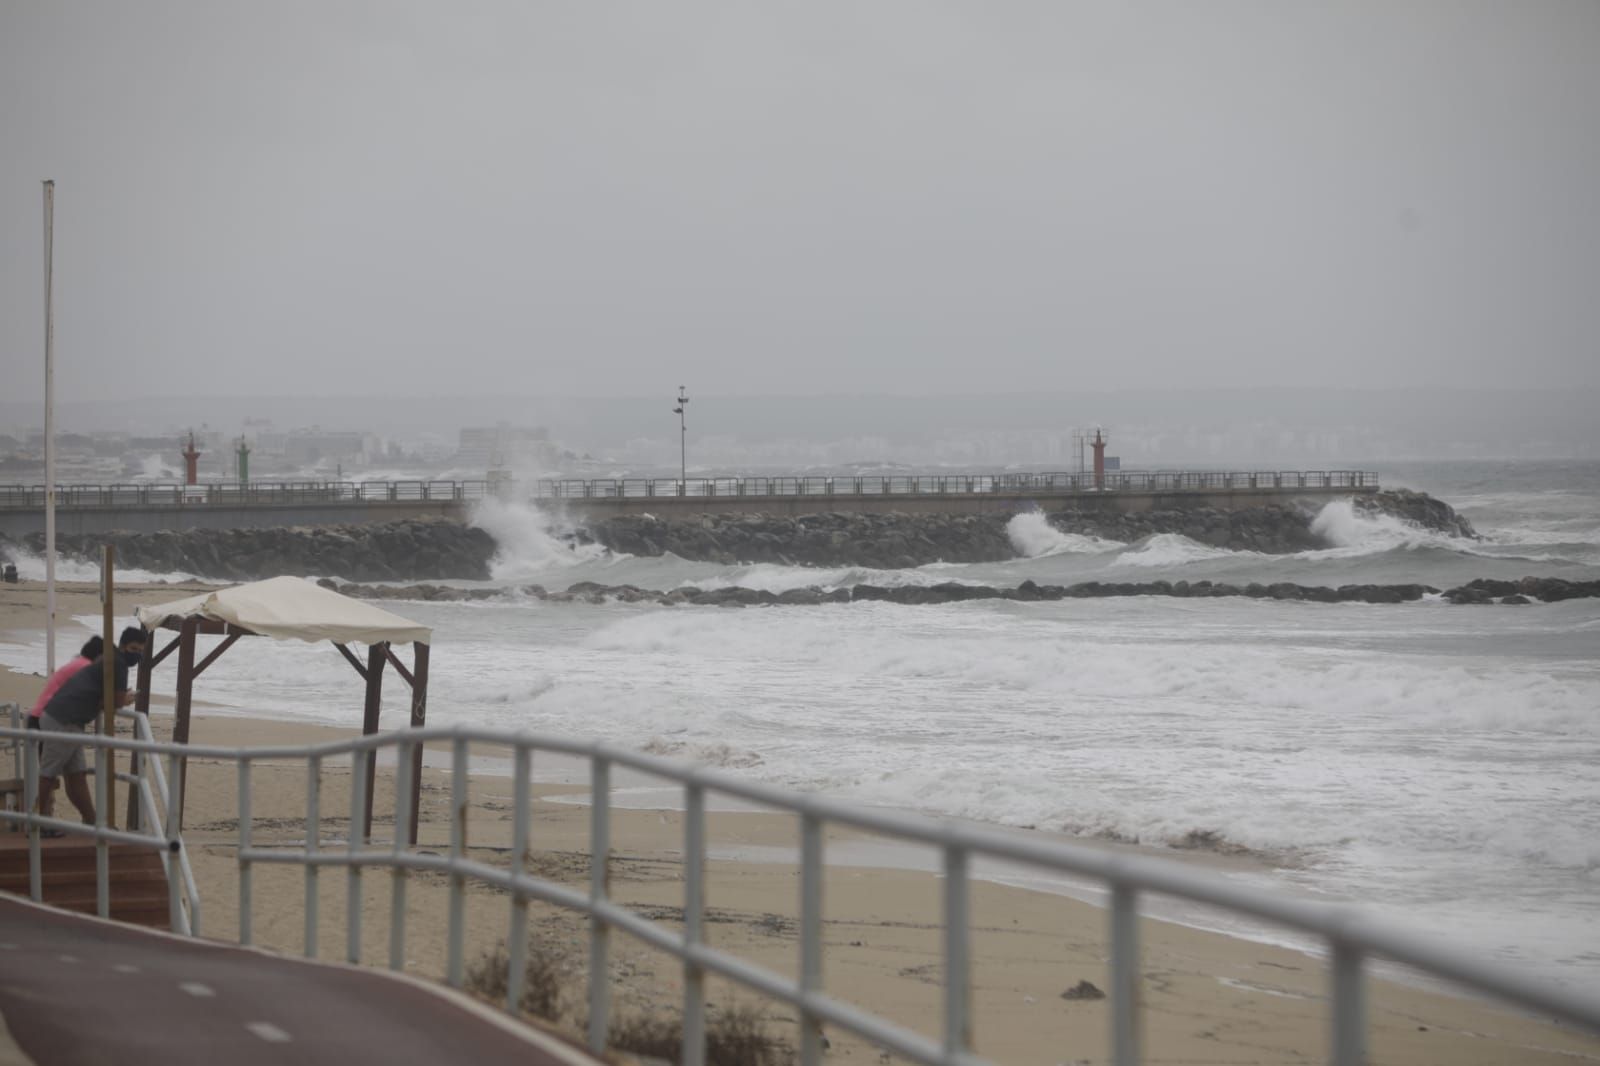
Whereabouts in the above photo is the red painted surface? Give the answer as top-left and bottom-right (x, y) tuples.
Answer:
(182, 433), (202, 486)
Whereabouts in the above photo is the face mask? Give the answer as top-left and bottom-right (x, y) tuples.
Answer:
(123, 650), (143, 668)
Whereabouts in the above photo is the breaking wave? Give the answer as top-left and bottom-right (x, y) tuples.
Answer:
(469, 499), (612, 581)
(3, 546), (197, 585)
(1005, 512), (1121, 558)
(1112, 533), (1244, 568)
(1306, 500), (1461, 555)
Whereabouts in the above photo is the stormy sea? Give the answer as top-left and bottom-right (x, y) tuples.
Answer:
(5, 460), (1597, 987)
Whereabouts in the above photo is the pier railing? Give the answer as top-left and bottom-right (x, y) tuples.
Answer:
(535, 469), (1379, 500)
(0, 470), (1379, 510)
(0, 480), (496, 509)
(0, 720), (1592, 1066)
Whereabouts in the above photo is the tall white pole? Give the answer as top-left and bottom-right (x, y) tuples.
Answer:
(43, 180), (57, 675)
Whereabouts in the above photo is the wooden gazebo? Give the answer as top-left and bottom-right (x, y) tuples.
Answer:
(132, 576), (432, 842)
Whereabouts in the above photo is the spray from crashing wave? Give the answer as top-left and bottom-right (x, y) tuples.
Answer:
(468, 499), (611, 581)
(136, 454), (178, 481)
(1005, 512), (1120, 558)
(1308, 500), (1457, 554)
(4, 546), (197, 584)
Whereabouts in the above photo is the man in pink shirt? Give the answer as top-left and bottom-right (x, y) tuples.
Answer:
(27, 636), (103, 727)
(25, 636), (104, 828)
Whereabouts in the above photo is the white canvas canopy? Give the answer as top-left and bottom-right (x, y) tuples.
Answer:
(132, 575), (433, 843)
(136, 575), (432, 646)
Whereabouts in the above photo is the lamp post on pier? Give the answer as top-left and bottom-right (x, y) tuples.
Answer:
(672, 385), (689, 495)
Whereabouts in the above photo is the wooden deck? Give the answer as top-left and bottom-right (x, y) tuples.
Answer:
(0, 833), (171, 929)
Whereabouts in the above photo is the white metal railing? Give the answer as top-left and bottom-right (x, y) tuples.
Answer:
(116, 709), (202, 934)
(533, 470), (1382, 501)
(0, 710), (198, 935)
(0, 480), (497, 509)
(0, 722), (1596, 1066)
(3, 702), (22, 779)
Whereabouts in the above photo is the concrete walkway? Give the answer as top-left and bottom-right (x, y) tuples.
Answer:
(0, 897), (601, 1065)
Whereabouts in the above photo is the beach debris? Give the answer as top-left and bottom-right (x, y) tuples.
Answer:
(1060, 980), (1106, 1001)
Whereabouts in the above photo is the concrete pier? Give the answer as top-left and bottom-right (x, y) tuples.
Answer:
(0, 471), (1378, 538)
(549, 485), (1369, 521)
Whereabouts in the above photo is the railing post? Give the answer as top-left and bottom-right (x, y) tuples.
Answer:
(166, 752), (184, 934)
(1110, 882), (1141, 1066)
(587, 756), (612, 1056)
(389, 738), (413, 971)
(1331, 937), (1366, 1066)
(799, 813), (825, 1066)
(683, 783), (707, 1066)
(347, 744), (368, 965)
(943, 844), (971, 1060)
(446, 735), (469, 987)
(25, 737), (40, 902)
(304, 754), (321, 958)
(238, 759), (253, 945)
(95, 742), (109, 919)
(506, 744), (532, 1014)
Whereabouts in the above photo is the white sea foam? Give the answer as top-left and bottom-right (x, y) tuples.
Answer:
(1111, 533), (1242, 568)
(468, 499), (612, 581)
(686, 562), (984, 594)
(2, 580), (1596, 982)
(5, 547), (196, 585)
(1005, 512), (1120, 558)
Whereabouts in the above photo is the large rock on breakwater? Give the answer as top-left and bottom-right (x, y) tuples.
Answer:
(1355, 488), (1478, 539)
(324, 575), (1599, 607)
(27, 518), (496, 583)
(583, 511), (1015, 568)
(581, 490), (1476, 566)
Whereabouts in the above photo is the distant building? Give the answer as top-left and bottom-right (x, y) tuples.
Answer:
(283, 428), (377, 466)
(455, 424), (557, 471)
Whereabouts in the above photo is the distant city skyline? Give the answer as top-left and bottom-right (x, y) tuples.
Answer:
(3, 387), (1596, 469)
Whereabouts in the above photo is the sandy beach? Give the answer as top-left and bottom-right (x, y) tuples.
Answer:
(1, 580), (1596, 1064)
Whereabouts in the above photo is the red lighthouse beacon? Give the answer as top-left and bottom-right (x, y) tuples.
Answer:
(182, 431), (202, 486)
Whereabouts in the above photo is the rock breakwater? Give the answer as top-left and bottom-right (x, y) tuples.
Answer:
(25, 518), (496, 583)
(323, 574), (1598, 608)
(580, 490), (1475, 567)
(0, 488), (1478, 579)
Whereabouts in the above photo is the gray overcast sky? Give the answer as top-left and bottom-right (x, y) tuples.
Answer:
(2, 1), (1598, 404)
